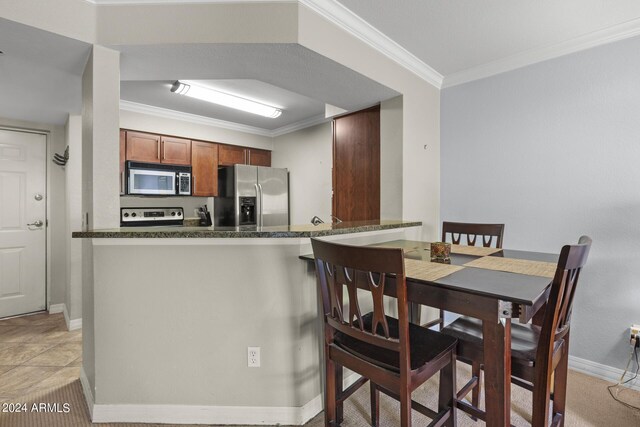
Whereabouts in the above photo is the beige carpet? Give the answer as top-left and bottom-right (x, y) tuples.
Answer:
(1, 366), (639, 426)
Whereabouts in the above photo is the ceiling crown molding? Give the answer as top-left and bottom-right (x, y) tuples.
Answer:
(270, 114), (327, 137)
(443, 16), (640, 88)
(120, 100), (327, 138)
(299, 0), (443, 89)
(120, 100), (274, 136)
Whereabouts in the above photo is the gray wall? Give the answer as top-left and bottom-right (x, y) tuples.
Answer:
(441, 35), (640, 370)
(272, 122), (333, 225)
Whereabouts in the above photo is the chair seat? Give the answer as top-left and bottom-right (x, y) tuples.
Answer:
(335, 312), (457, 373)
(442, 316), (552, 363)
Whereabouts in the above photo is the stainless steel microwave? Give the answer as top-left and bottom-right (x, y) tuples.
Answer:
(126, 161), (191, 196)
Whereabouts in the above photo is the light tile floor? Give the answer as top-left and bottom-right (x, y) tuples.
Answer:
(0, 312), (81, 404)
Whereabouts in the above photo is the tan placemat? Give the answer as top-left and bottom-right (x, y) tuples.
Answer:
(404, 258), (464, 282)
(451, 244), (502, 257)
(464, 256), (557, 278)
(373, 243), (421, 255)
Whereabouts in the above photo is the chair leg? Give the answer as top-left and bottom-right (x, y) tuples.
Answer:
(400, 390), (412, 427)
(553, 347), (569, 427)
(531, 370), (552, 427)
(325, 356), (337, 427)
(438, 351), (457, 427)
(439, 309), (445, 330)
(370, 382), (379, 427)
(471, 361), (482, 413)
(336, 365), (344, 424)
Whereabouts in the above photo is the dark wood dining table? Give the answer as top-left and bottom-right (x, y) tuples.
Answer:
(301, 239), (559, 427)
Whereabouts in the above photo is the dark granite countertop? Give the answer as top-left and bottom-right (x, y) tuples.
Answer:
(71, 220), (422, 239)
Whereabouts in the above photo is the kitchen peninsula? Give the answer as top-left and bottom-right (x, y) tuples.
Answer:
(72, 220), (421, 425)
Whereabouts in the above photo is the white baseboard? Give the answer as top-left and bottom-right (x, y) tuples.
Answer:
(569, 355), (640, 391)
(49, 303), (82, 331)
(91, 398), (323, 425)
(48, 303), (64, 314)
(88, 371), (360, 425)
(80, 367), (94, 419)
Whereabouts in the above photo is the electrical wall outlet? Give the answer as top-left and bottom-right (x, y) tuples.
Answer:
(248, 346), (260, 368)
(631, 325), (640, 346)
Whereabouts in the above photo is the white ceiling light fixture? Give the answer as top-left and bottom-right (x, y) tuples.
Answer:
(170, 80), (282, 118)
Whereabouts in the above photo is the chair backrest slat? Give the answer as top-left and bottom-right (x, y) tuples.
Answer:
(442, 221), (505, 248)
(312, 238), (408, 358)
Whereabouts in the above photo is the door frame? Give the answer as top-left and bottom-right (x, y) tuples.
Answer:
(0, 125), (50, 315)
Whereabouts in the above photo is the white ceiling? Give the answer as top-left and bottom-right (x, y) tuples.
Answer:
(0, 18), (91, 125)
(336, 0), (640, 77)
(5, 1), (640, 127)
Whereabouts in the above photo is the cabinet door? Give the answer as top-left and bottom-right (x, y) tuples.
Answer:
(218, 145), (247, 166)
(119, 130), (126, 194)
(248, 149), (271, 167)
(191, 141), (218, 197)
(161, 136), (191, 165)
(126, 131), (161, 163)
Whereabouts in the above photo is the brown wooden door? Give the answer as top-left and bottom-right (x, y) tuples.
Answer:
(219, 145), (247, 166)
(332, 106), (380, 222)
(161, 136), (191, 165)
(119, 130), (126, 194)
(191, 141), (218, 197)
(248, 149), (271, 167)
(126, 131), (161, 163)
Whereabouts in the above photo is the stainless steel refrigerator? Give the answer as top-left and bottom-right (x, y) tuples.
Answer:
(214, 165), (289, 227)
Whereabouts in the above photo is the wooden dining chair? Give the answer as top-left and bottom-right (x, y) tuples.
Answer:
(311, 238), (458, 427)
(424, 222), (505, 330)
(441, 236), (592, 427)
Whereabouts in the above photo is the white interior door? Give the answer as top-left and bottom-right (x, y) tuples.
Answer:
(0, 129), (46, 318)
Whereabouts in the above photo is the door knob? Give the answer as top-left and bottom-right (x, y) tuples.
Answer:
(34, 193), (43, 201)
(27, 220), (44, 227)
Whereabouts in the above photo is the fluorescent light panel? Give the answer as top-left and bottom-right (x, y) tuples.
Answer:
(170, 81), (282, 118)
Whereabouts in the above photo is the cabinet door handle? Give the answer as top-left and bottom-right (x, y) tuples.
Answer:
(121, 171), (125, 194)
(192, 175), (195, 195)
(158, 141), (162, 160)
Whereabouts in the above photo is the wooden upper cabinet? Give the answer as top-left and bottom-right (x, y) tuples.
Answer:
(248, 149), (271, 167)
(119, 130), (126, 194)
(161, 136), (191, 165)
(218, 145), (247, 166)
(191, 141), (218, 197)
(126, 131), (161, 163)
(218, 145), (272, 166)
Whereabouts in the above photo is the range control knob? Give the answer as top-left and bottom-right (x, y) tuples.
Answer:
(123, 213), (130, 218)
(131, 213), (137, 217)
(171, 212), (176, 216)
(177, 211), (182, 216)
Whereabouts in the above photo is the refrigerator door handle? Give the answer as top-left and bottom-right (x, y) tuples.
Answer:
(254, 183), (261, 227)
(257, 183), (264, 227)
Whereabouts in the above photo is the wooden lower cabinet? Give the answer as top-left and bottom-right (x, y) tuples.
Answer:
(191, 141), (218, 197)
